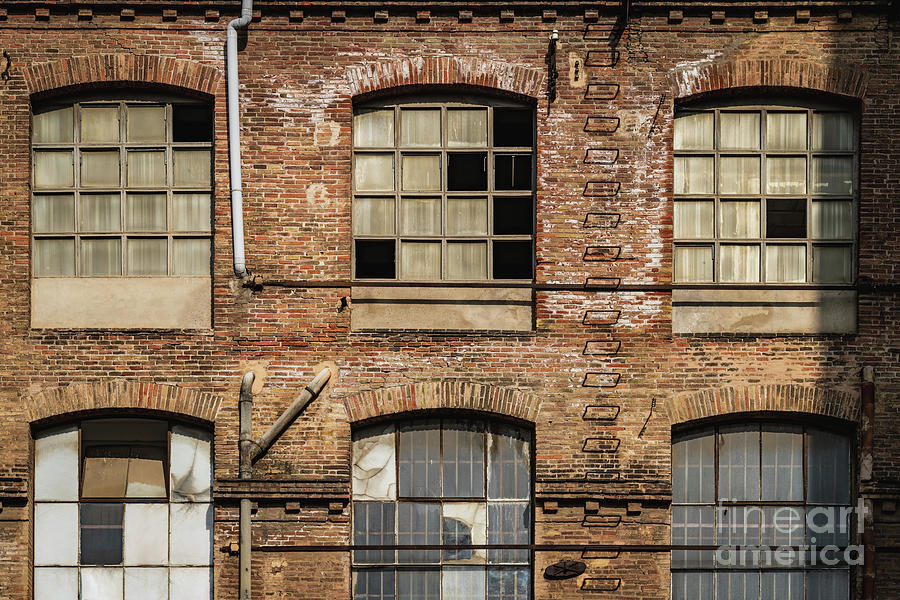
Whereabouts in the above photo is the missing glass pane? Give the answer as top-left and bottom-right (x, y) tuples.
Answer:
(81, 503), (124, 565)
(448, 153), (487, 191)
(493, 109), (533, 147)
(173, 105), (213, 142)
(766, 199), (807, 238)
(492, 241), (532, 280)
(494, 155), (531, 191)
(493, 198), (533, 235)
(355, 240), (396, 279)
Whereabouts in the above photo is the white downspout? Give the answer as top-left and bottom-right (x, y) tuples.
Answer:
(227, 0), (253, 279)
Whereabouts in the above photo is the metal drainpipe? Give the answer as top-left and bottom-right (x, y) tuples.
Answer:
(227, 0), (253, 279)
(238, 371), (255, 600)
(861, 366), (875, 600)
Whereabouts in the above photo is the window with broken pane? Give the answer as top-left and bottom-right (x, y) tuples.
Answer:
(33, 418), (213, 600)
(673, 104), (856, 284)
(671, 423), (852, 600)
(352, 418), (532, 600)
(352, 98), (535, 281)
(31, 99), (212, 278)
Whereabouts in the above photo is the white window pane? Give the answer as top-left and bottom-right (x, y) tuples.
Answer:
(765, 245), (806, 282)
(674, 156), (714, 195)
(35, 567), (78, 600)
(123, 504), (168, 565)
(674, 113), (714, 150)
(34, 503), (78, 565)
(720, 201), (760, 239)
(442, 568), (486, 600)
(127, 238), (167, 276)
(447, 197), (487, 235)
(760, 571), (803, 600)
(720, 244), (761, 282)
(170, 425), (213, 502)
(447, 242), (487, 280)
(34, 194), (75, 233)
(718, 426), (760, 501)
(169, 567), (212, 600)
(767, 157), (807, 195)
(34, 151), (74, 188)
(674, 245), (713, 282)
(813, 157), (853, 195)
(443, 503), (487, 564)
(173, 238), (210, 276)
(169, 503), (213, 565)
(402, 155), (441, 191)
(126, 194), (166, 231)
(720, 113), (760, 150)
(761, 426), (803, 501)
(81, 106), (120, 143)
(353, 197), (394, 235)
(811, 201), (852, 239)
(719, 156), (760, 194)
(82, 151), (121, 187)
(487, 425), (530, 500)
(400, 197), (440, 235)
(355, 154), (394, 191)
(34, 425), (79, 501)
(354, 109), (394, 147)
(448, 109), (487, 147)
(806, 570), (849, 600)
(352, 424), (397, 501)
(81, 194), (121, 232)
(81, 568), (124, 600)
(125, 568), (168, 600)
(812, 113), (854, 150)
(173, 150), (210, 187)
(813, 245), (852, 283)
(400, 241), (441, 280)
(672, 571), (714, 600)
(81, 238), (122, 276)
(672, 430), (715, 503)
(674, 200), (714, 238)
(401, 108), (441, 146)
(173, 193), (211, 231)
(34, 238), (75, 277)
(126, 106), (166, 142)
(128, 151), (166, 187)
(34, 107), (74, 144)
(807, 428), (851, 504)
(767, 113), (807, 150)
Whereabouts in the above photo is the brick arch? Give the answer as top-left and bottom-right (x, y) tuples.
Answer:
(24, 54), (222, 97)
(346, 56), (545, 99)
(24, 381), (223, 425)
(672, 58), (868, 100)
(668, 384), (858, 426)
(342, 381), (541, 424)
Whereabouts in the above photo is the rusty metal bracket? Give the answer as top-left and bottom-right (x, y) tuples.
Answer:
(1, 51), (11, 81)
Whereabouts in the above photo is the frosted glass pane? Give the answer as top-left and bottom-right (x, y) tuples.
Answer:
(82, 151), (121, 187)
(128, 152), (165, 187)
(448, 109), (487, 147)
(34, 503), (78, 565)
(81, 238), (121, 276)
(174, 150), (210, 187)
(400, 197), (440, 235)
(34, 238), (75, 276)
(487, 504), (530, 564)
(674, 245), (713, 282)
(672, 430), (714, 503)
(765, 245), (806, 283)
(355, 154), (394, 191)
(170, 567), (213, 600)
(353, 197), (394, 235)
(34, 425), (79, 501)
(447, 197), (487, 235)
(761, 426), (803, 501)
(354, 109), (394, 147)
(720, 113), (760, 149)
(674, 201), (713, 238)
(720, 201), (760, 239)
(767, 113), (807, 150)
(806, 570), (849, 600)
(355, 502), (397, 563)
(767, 157), (806, 195)
(674, 113), (713, 150)
(124, 504), (168, 565)
(807, 429), (850, 504)
(671, 506), (715, 567)
(173, 194), (211, 231)
(81, 107), (120, 143)
(719, 157), (760, 194)
(126, 194), (166, 231)
(447, 242), (487, 280)
(719, 427), (760, 501)
(399, 421), (441, 497)
(812, 113), (854, 150)
(443, 503), (487, 564)
(674, 156), (714, 194)
(401, 109), (440, 146)
(760, 571), (803, 600)
(720, 245), (760, 282)
(125, 568), (168, 600)
(444, 423), (485, 498)
(34, 151), (74, 188)
(487, 425), (530, 500)
(170, 425), (212, 502)
(442, 568), (485, 600)
(34, 194), (75, 233)
(127, 238), (167, 276)
(811, 201), (852, 239)
(402, 155), (441, 191)
(35, 567), (78, 600)
(126, 106), (166, 142)
(813, 157), (853, 195)
(400, 242), (440, 280)
(672, 571), (714, 600)
(716, 571), (759, 600)
(173, 238), (210, 276)
(814, 246), (852, 283)
(34, 107), (74, 143)
(169, 504), (213, 565)
(82, 568), (124, 600)
(81, 194), (121, 232)
(352, 424), (397, 501)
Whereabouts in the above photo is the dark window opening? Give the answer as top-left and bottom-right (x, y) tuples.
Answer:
(766, 199), (807, 238)
(80, 503), (124, 565)
(495, 155), (532, 191)
(173, 105), (214, 142)
(448, 153), (488, 191)
(493, 109), (533, 147)
(356, 240), (396, 279)
(493, 198), (533, 235)
(493, 241), (533, 279)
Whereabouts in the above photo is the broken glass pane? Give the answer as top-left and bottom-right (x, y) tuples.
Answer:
(352, 425), (397, 501)
(443, 422), (484, 497)
(487, 425), (530, 500)
(123, 504), (168, 565)
(34, 502), (78, 565)
(399, 422), (440, 497)
(81, 503), (124, 565)
(169, 503), (213, 566)
(81, 567), (124, 600)
(82, 457), (129, 497)
(442, 503), (486, 564)
(442, 567), (486, 600)
(487, 568), (529, 600)
(354, 569), (396, 600)
(397, 569), (439, 600)
(353, 501), (395, 563)
(124, 567), (168, 600)
(398, 502), (440, 563)
(487, 503), (529, 564)
(170, 425), (212, 502)
(34, 425), (79, 501)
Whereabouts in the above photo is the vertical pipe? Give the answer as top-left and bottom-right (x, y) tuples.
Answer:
(861, 366), (875, 600)
(238, 372), (255, 600)
(227, 0), (253, 279)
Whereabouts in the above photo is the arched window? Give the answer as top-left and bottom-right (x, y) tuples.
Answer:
(352, 417), (532, 599)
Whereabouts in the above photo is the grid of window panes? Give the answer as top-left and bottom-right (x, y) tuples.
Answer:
(352, 419), (532, 600)
(672, 424), (852, 600)
(673, 107), (856, 284)
(352, 100), (535, 281)
(31, 101), (212, 277)
(33, 418), (214, 600)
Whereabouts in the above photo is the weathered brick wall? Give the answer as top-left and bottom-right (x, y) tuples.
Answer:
(0, 2), (897, 599)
